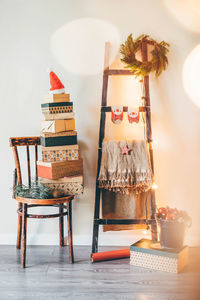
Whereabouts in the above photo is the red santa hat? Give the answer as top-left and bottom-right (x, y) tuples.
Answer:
(47, 69), (65, 94)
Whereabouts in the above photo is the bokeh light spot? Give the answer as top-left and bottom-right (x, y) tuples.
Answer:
(183, 44), (200, 108)
(51, 18), (120, 75)
(164, 0), (200, 33)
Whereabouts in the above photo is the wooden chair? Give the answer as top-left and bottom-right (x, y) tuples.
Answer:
(9, 136), (74, 268)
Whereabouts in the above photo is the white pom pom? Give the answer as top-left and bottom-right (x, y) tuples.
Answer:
(46, 67), (52, 73)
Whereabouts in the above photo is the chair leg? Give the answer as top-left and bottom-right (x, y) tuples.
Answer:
(59, 205), (64, 247)
(16, 203), (22, 249)
(67, 201), (74, 263)
(21, 203), (27, 268)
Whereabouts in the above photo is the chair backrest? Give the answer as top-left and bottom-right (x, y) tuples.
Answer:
(9, 137), (41, 187)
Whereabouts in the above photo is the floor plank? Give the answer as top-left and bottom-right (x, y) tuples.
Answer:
(0, 246), (199, 300)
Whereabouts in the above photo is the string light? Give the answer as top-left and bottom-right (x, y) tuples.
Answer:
(152, 182), (158, 190)
(152, 140), (158, 149)
(152, 140), (158, 146)
(135, 76), (143, 83)
(142, 225), (150, 235)
(139, 120), (145, 128)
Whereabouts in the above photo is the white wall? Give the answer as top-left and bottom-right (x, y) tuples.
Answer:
(0, 0), (200, 246)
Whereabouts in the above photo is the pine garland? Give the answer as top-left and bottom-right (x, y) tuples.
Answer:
(14, 182), (54, 199)
(120, 34), (170, 77)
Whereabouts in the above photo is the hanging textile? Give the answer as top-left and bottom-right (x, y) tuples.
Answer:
(102, 189), (151, 231)
(127, 107), (140, 124)
(98, 140), (152, 194)
(111, 106), (123, 124)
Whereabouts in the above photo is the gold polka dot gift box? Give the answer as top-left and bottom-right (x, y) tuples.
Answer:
(130, 239), (188, 273)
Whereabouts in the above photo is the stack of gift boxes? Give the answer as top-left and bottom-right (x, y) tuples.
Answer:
(37, 70), (83, 196)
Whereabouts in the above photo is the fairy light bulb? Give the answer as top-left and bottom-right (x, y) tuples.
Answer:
(143, 225), (150, 235)
(135, 76), (143, 83)
(152, 182), (158, 190)
(153, 140), (158, 146)
(152, 140), (158, 149)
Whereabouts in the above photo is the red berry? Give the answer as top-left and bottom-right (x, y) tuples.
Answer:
(158, 207), (166, 214)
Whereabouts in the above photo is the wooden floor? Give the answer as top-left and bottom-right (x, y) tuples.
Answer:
(0, 245), (200, 300)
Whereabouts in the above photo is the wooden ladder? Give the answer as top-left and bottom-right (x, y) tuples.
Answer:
(92, 41), (158, 253)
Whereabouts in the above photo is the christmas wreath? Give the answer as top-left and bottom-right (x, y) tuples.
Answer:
(120, 34), (170, 77)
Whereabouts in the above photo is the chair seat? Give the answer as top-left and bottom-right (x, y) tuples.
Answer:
(15, 195), (74, 205)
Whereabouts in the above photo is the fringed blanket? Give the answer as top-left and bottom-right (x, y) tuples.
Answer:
(98, 140), (152, 193)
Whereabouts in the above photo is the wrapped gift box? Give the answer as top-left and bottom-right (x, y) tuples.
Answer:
(42, 145), (79, 162)
(41, 119), (75, 133)
(130, 239), (188, 273)
(41, 102), (73, 114)
(44, 93), (70, 103)
(39, 176), (84, 195)
(40, 131), (77, 147)
(43, 112), (74, 120)
(37, 158), (83, 179)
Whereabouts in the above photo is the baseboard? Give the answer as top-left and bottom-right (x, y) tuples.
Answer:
(0, 232), (199, 246)
(0, 233), (147, 246)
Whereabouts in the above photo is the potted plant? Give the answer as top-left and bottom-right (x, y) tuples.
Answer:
(156, 207), (192, 249)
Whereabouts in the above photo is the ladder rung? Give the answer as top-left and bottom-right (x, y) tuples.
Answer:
(101, 106), (146, 112)
(105, 69), (134, 76)
(95, 218), (156, 225)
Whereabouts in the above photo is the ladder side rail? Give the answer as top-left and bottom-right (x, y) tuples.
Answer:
(92, 42), (110, 253)
(141, 41), (157, 240)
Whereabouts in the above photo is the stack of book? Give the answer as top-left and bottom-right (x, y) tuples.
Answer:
(37, 70), (83, 196)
